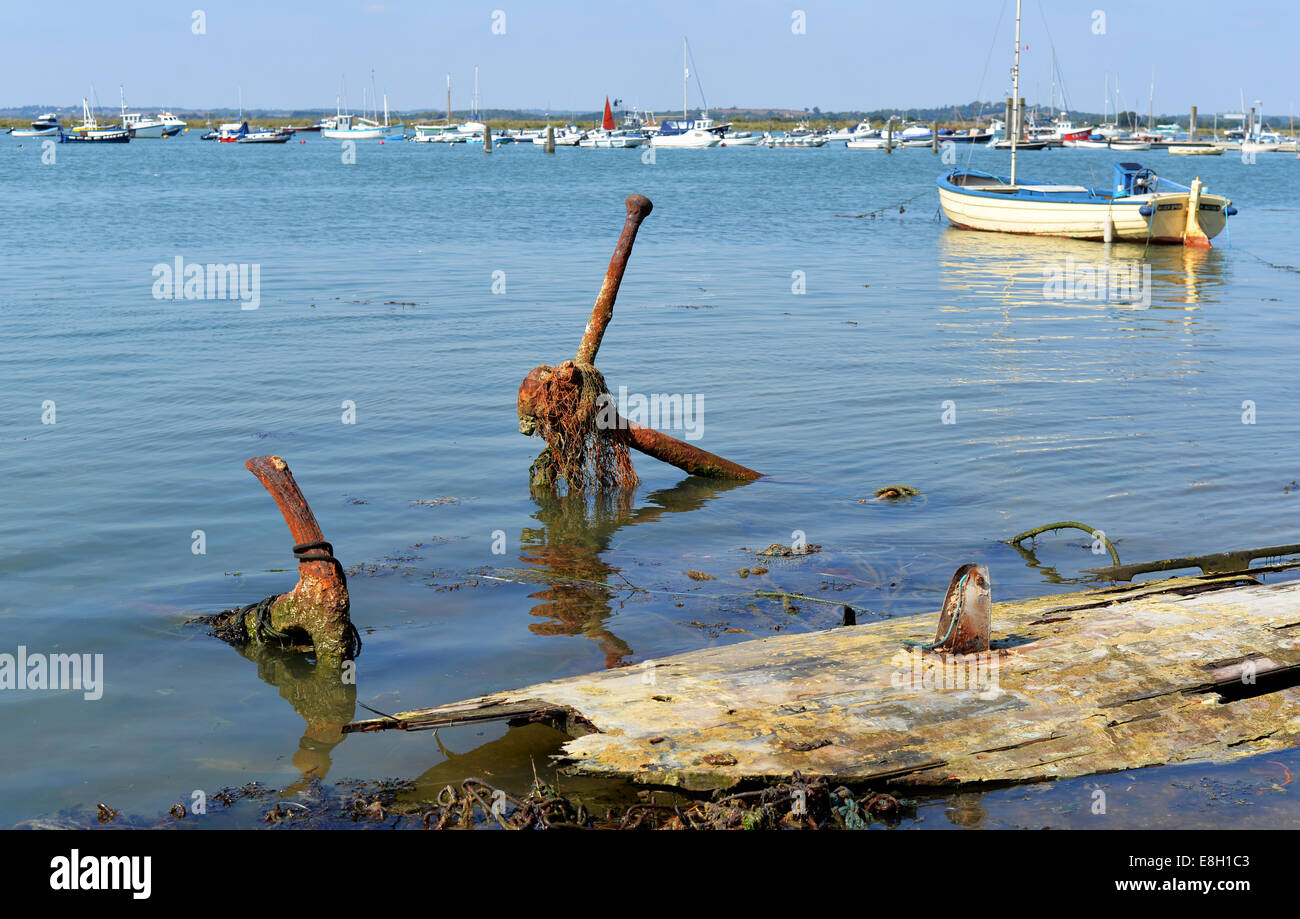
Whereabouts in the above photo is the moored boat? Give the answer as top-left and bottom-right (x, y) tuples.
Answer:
(649, 38), (726, 148)
(13, 112), (61, 137)
(940, 128), (996, 143)
(938, 161), (1236, 245)
(718, 131), (763, 146)
(224, 122), (292, 144)
(119, 87), (166, 138)
(846, 134), (894, 150)
(937, 0), (1234, 247)
(320, 72), (403, 139)
(157, 112), (187, 136)
(580, 97), (646, 147)
(59, 97), (130, 143)
(765, 122), (826, 147)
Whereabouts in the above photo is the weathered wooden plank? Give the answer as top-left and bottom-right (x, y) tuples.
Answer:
(346, 574), (1300, 790)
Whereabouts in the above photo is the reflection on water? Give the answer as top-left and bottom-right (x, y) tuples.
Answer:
(937, 227), (1228, 309)
(519, 476), (751, 667)
(231, 643), (356, 792)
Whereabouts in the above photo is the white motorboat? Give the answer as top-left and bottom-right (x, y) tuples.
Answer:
(1168, 145), (1223, 156)
(411, 123), (459, 142)
(719, 131), (764, 146)
(13, 112), (61, 137)
(580, 130), (644, 148)
(846, 135), (893, 150)
(825, 120), (873, 141)
(652, 120), (721, 147)
(119, 87), (166, 137)
(156, 112), (187, 136)
(531, 124), (584, 145)
(765, 122), (827, 147)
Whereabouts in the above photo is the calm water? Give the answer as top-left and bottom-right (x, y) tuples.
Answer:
(2, 134), (1298, 828)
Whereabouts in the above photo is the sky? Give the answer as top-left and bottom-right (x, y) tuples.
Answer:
(2, 1), (1295, 117)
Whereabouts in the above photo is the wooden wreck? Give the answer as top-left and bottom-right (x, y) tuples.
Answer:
(344, 572), (1300, 791)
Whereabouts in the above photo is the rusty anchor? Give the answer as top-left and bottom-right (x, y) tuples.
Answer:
(517, 194), (762, 490)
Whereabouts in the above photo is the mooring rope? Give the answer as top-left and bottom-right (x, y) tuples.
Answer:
(834, 189), (931, 220)
(902, 570), (969, 651)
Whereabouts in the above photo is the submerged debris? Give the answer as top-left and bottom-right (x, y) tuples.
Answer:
(754, 542), (822, 558)
(872, 484), (920, 500)
(19, 773), (914, 831)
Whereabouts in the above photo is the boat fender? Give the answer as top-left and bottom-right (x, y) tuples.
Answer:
(1138, 204), (1154, 217)
(1225, 205), (1238, 216)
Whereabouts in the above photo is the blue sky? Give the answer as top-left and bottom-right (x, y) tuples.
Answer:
(3, 1), (1294, 117)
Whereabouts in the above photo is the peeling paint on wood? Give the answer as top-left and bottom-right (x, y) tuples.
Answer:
(345, 574), (1300, 790)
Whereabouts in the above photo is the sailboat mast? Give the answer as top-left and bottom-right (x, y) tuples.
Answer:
(1049, 51), (1055, 119)
(1011, 0), (1021, 184)
(682, 37), (688, 119)
(473, 66), (479, 120)
(446, 74), (451, 124)
(1148, 69), (1154, 132)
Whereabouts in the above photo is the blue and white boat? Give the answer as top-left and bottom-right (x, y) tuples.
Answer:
(938, 161), (1235, 245)
(937, 0), (1234, 246)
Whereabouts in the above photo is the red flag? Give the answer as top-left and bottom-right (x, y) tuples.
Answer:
(602, 97), (615, 131)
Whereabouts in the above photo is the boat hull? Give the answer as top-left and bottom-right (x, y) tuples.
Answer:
(650, 129), (720, 148)
(321, 128), (395, 140)
(937, 173), (1230, 244)
(58, 129), (130, 143)
(126, 122), (166, 138)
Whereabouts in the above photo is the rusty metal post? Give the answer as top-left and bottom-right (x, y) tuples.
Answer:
(576, 194), (653, 365)
(242, 455), (354, 662)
